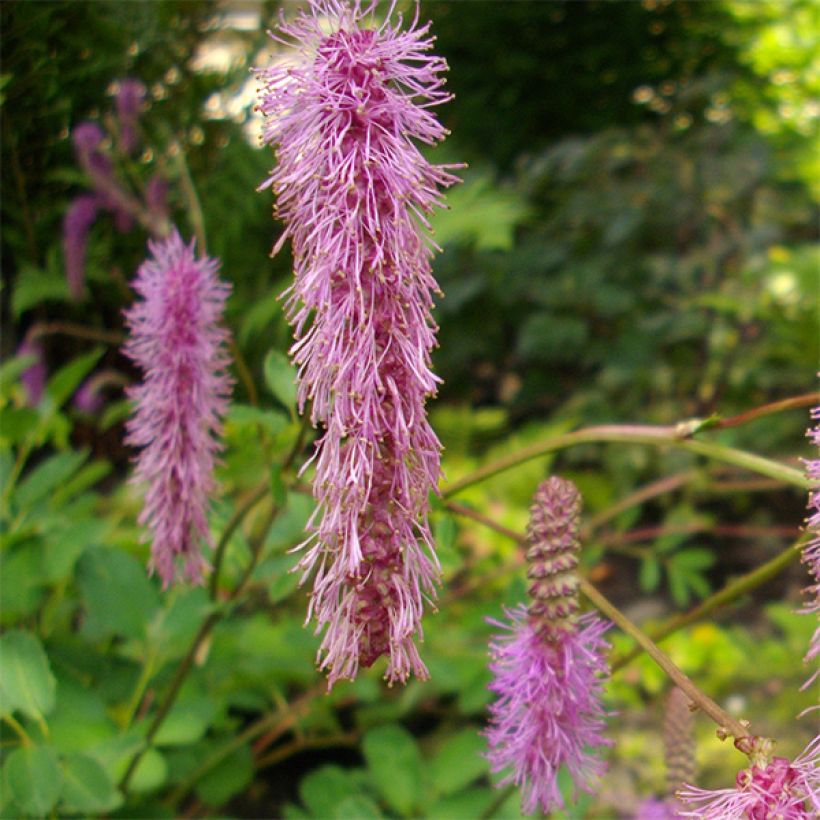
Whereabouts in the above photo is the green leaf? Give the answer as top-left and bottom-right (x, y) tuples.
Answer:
(0, 631), (56, 720)
(45, 349), (104, 409)
(50, 460), (111, 507)
(0, 352), (37, 393)
(13, 449), (88, 509)
(228, 403), (289, 436)
(333, 795), (383, 819)
(76, 547), (160, 641)
(263, 349), (297, 412)
(0, 547), (45, 622)
(428, 788), (495, 819)
(299, 765), (363, 818)
(0, 407), (39, 445)
(49, 677), (116, 754)
(3, 746), (62, 816)
(153, 695), (215, 747)
(639, 556), (661, 592)
(270, 463), (287, 507)
(429, 728), (487, 797)
(128, 748), (167, 794)
(667, 563), (692, 608)
(362, 724), (423, 816)
(59, 753), (120, 813)
(12, 265), (70, 316)
(434, 514), (457, 551)
(194, 742), (253, 806)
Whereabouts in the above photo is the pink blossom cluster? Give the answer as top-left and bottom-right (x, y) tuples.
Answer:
(486, 606), (612, 815)
(123, 231), (232, 587)
(677, 737), (820, 819)
(256, 0), (458, 684)
(485, 478), (612, 815)
(803, 395), (820, 678)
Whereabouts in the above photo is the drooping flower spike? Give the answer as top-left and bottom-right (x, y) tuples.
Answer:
(256, 0), (459, 685)
(123, 230), (232, 587)
(677, 735), (820, 819)
(802, 391), (820, 682)
(485, 477), (613, 815)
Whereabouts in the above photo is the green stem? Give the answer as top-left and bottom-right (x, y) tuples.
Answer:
(121, 650), (158, 729)
(612, 537), (806, 671)
(209, 482), (269, 601)
(713, 392), (820, 430)
(119, 503), (281, 794)
(169, 137), (206, 251)
(580, 578), (750, 741)
(2, 713), (32, 747)
(442, 424), (808, 498)
(166, 685), (323, 808)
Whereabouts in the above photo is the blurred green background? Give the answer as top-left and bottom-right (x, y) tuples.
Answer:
(1, 1), (818, 817)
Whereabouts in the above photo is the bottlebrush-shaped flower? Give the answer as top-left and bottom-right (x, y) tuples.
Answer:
(677, 736), (820, 819)
(803, 393), (820, 679)
(123, 231), (232, 587)
(485, 478), (612, 815)
(256, 0), (459, 685)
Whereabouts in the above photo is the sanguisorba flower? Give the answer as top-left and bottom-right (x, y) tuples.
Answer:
(677, 736), (820, 819)
(256, 0), (459, 685)
(123, 230), (232, 587)
(485, 478), (613, 815)
(803, 391), (820, 677)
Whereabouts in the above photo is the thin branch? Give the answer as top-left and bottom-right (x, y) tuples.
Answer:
(442, 424), (808, 498)
(30, 321), (125, 346)
(120, 502), (282, 794)
(713, 393), (820, 430)
(166, 684), (325, 807)
(255, 731), (358, 770)
(209, 481), (269, 601)
(580, 578), (751, 742)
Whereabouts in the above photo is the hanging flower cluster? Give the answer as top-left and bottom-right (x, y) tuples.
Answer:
(677, 736), (820, 818)
(256, 0), (459, 685)
(485, 477), (612, 814)
(123, 231), (232, 587)
(802, 392), (820, 680)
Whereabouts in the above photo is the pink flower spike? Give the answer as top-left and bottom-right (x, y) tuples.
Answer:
(802, 389), (820, 682)
(256, 0), (460, 685)
(123, 230), (232, 587)
(485, 606), (613, 815)
(677, 736), (820, 819)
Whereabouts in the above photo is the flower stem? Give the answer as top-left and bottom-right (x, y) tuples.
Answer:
(580, 578), (750, 741)
(119, 502), (282, 794)
(165, 684), (324, 808)
(209, 481), (269, 601)
(442, 424), (808, 498)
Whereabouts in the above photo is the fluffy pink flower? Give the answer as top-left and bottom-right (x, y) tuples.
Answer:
(803, 393), (820, 678)
(486, 606), (612, 815)
(677, 737), (820, 819)
(256, 0), (458, 684)
(123, 231), (232, 586)
(485, 478), (612, 814)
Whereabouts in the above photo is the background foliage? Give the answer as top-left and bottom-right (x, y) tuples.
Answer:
(1, 0), (817, 817)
